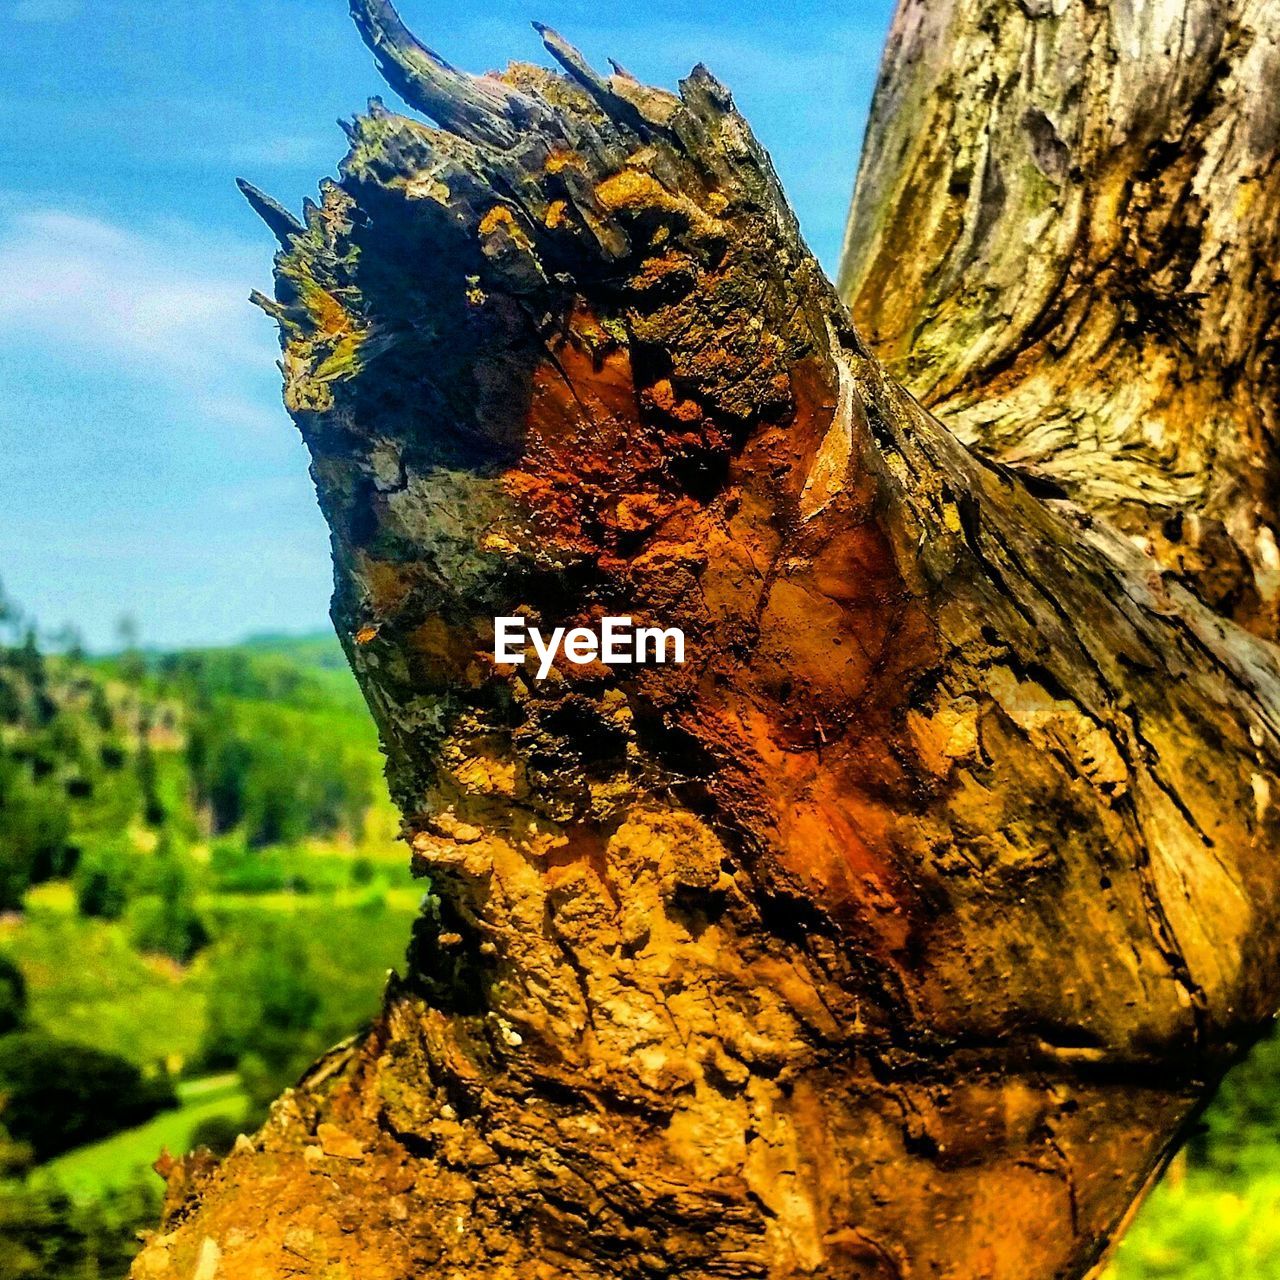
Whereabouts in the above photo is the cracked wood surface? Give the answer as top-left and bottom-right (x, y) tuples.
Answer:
(134, 2), (1280, 1278)
(840, 0), (1280, 636)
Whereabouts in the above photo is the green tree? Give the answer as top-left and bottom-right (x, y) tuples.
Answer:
(200, 926), (324, 1107)
(73, 840), (133, 921)
(135, 714), (165, 827)
(0, 1174), (159, 1280)
(0, 1033), (177, 1162)
(128, 834), (207, 963)
(0, 748), (70, 910)
(114, 615), (145, 687)
(0, 954), (26, 1035)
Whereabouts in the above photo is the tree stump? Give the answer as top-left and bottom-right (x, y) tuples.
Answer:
(133, 2), (1280, 1276)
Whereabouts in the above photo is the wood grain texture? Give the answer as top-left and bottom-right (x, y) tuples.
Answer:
(133, 2), (1280, 1277)
(840, 0), (1280, 635)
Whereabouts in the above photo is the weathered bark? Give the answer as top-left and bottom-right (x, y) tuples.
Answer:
(134, 2), (1280, 1278)
(839, 0), (1280, 635)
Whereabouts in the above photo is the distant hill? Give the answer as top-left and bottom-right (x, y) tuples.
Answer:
(228, 631), (356, 675)
(236, 631), (347, 662)
(0, 620), (412, 1280)
(142, 630), (367, 715)
(0, 626), (385, 912)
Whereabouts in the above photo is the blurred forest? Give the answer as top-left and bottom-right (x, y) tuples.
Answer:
(0, 574), (1277, 1277)
(0, 581), (419, 1278)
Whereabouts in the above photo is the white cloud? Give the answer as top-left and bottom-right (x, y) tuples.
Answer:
(0, 207), (283, 433)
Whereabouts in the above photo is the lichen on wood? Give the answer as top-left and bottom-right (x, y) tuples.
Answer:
(133, 2), (1280, 1277)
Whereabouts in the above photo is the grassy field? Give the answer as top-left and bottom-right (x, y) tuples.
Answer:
(37, 1075), (248, 1202)
(1, 881), (418, 1071)
(0, 900), (206, 1068)
(202, 885), (422, 915)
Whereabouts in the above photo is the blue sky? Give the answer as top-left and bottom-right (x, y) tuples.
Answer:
(0, 0), (895, 649)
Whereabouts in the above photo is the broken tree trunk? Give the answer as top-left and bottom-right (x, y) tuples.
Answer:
(134, 2), (1280, 1278)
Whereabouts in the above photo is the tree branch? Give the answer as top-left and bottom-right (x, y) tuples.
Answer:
(840, 0), (1280, 634)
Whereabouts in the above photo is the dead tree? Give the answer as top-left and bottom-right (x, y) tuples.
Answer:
(132, 1), (1280, 1277)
